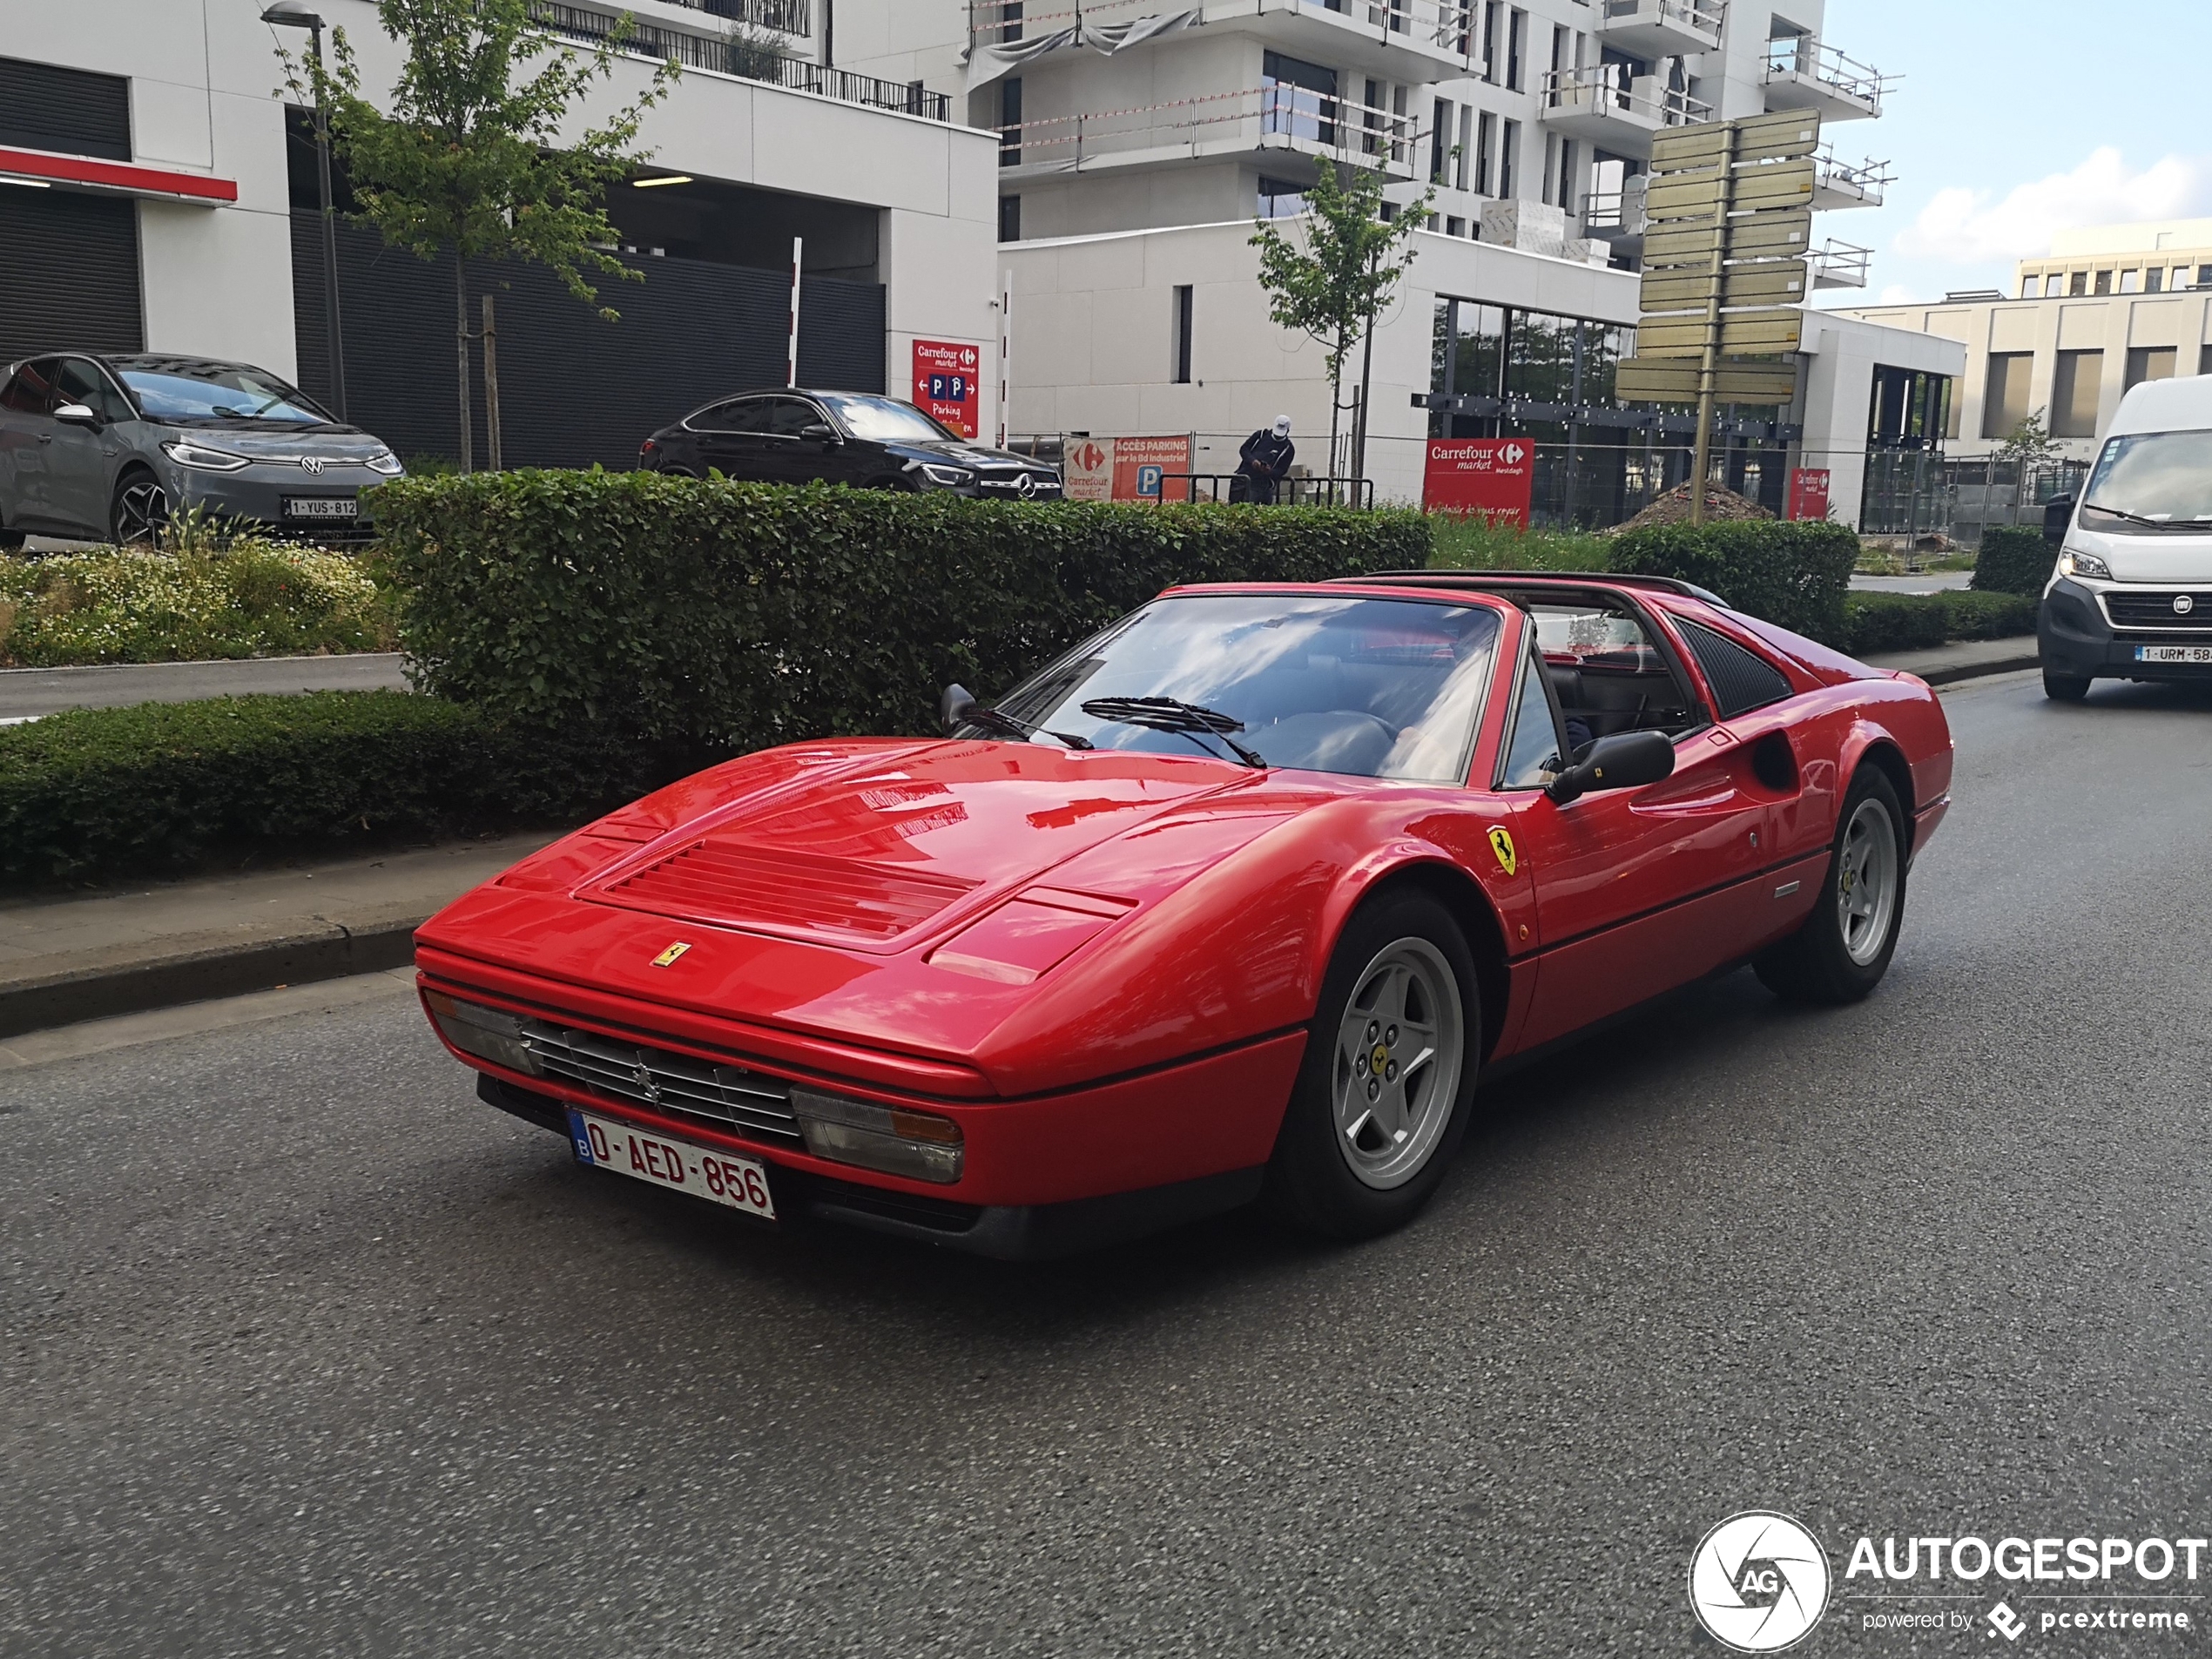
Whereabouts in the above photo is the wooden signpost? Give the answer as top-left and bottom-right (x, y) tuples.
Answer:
(1622, 108), (1823, 524)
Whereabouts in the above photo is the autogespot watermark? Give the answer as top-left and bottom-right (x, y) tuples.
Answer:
(1689, 1517), (2208, 1648)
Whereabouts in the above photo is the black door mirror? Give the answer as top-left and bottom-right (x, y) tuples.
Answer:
(940, 683), (978, 735)
(799, 423), (840, 444)
(1546, 729), (1676, 805)
(53, 401), (100, 428)
(2044, 496), (2076, 546)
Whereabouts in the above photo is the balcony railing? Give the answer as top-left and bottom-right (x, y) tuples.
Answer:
(530, 3), (948, 120)
(967, 0), (1481, 63)
(1764, 37), (1887, 115)
(1814, 146), (1893, 207)
(661, 0), (811, 35)
(1603, 0), (1725, 27)
(1811, 239), (1872, 290)
(1542, 64), (1713, 130)
(996, 82), (1418, 174)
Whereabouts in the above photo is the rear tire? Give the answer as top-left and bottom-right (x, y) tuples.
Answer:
(2042, 671), (2091, 703)
(1755, 766), (1908, 1006)
(1264, 888), (1480, 1240)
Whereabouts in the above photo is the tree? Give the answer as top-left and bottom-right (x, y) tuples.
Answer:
(284, 0), (675, 472)
(1250, 157), (1438, 483)
(1995, 406), (2063, 469)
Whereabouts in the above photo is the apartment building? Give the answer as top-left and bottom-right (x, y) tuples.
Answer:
(1838, 219), (2212, 463)
(0, 0), (1000, 467)
(838, 0), (1927, 519)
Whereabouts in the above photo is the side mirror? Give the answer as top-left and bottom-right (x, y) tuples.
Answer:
(799, 423), (840, 444)
(1546, 729), (1676, 806)
(54, 401), (100, 428)
(2044, 496), (2076, 546)
(940, 683), (978, 735)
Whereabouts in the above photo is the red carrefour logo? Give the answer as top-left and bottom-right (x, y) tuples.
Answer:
(1070, 441), (1109, 473)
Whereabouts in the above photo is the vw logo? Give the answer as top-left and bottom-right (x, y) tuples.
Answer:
(1015, 472), (1036, 498)
(1689, 1513), (1831, 1653)
(2175, 594), (2196, 615)
(300, 456), (324, 475)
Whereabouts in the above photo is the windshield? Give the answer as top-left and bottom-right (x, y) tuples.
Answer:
(992, 594), (1503, 781)
(118, 365), (331, 426)
(819, 395), (955, 444)
(2082, 430), (2212, 531)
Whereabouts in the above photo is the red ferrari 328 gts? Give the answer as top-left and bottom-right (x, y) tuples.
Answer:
(417, 572), (1952, 1256)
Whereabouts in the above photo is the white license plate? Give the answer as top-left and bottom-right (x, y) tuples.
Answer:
(2134, 645), (2212, 664)
(282, 496), (358, 519)
(565, 1108), (777, 1219)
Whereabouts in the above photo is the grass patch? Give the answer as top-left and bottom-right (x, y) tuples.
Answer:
(1426, 514), (1615, 572)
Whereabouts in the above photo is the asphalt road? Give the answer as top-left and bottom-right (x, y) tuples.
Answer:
(0, 652), (409, 720)
(5, 671), (2210, 1658)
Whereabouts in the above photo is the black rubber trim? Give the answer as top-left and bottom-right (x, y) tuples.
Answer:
(476, 1072), (573, 1136)
(801, 1166), (1268, 1259)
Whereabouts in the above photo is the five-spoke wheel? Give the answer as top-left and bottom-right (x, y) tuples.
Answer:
(1756, 765), (1909, 1005)
(1332, 938), (1464, 1190)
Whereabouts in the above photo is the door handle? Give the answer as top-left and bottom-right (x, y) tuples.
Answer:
(37, 434), (53, 443)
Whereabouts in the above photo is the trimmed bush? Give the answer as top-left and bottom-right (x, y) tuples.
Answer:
(1839, 590), (2038, 658)
(371, 472), (1430, 747)
(0, 544), (398, 667)
(0, 692), (695, 886)
(1971, 525), (2058, 597)
(1608, 519), (1860, 643)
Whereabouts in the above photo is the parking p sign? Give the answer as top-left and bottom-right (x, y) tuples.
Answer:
(913, 340), (981, 438)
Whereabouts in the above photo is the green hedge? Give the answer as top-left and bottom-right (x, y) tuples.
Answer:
(1971, 525), (2058, 596)
(370, 472), (1430, 747)
(1839, 590), (2039, 657)
(0, 693), (694, 886)
(1608, 520), (1860, 643)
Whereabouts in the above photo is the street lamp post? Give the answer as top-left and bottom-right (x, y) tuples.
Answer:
(263, 2), (347, 422)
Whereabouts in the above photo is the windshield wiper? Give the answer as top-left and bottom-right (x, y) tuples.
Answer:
(2085, 502), (2212, 531)
(1080, 696), (1268, 768)
(961, 703), (1093, 751)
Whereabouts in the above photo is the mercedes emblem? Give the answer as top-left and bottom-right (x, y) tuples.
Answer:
(1016, 472), (1036, 499)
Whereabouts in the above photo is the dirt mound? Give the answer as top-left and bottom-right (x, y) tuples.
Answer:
(1610, 482), (1775, 533)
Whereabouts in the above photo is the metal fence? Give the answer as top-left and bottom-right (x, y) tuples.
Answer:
(1946, 458), (2091, 546)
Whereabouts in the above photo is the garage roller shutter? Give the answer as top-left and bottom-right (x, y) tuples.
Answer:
(0, 57), (133, 160)
(0, 190), (143, 365)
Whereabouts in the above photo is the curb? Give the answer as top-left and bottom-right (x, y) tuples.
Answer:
(1911, 653), (2042, 688)
(0, 921), (420, 1041)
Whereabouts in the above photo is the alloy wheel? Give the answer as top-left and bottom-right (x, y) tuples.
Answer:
(1332, 937), (1465, 1190)
(113, 478), (169, 545)
(1837, 796), (1900, 968)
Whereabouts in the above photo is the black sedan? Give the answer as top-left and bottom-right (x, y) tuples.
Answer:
(640, 389), (1062, 499)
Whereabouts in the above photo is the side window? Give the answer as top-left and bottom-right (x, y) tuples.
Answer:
(0, 359), (59, 415)
(719, 399), (779, 434)
(1498, 646), (1567, 789)
(57, 359), (130, 423)
(1523, 597), (1702, 742)
(1676, 618), (1792, 719)
(765, 398), (822, 437)
(689, 400), (752, 433)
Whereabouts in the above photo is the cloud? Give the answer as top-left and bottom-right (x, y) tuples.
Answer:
(1896, 148), (2212, 265)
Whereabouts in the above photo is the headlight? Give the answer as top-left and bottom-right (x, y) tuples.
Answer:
(160, 439), (252, 472)
(790, 1087), (964, 1184)
(365, 448), (404, 475)
(423, 991), (542, 1076)
(2060, 549), (2113, 580)
(918, 462), (974, 487)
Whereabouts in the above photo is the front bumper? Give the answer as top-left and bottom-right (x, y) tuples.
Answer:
(2040, 577), (2212, 681)
(171, 464), (384, 535)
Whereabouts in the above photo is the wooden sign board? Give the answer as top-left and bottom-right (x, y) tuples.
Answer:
(1641, 261), (1808, 314)
(1642, 211), (1812, 267)
(1650, 110), (1822, 172)
(1617, 357), (1801, 404)
(1635, 307), (1805, 357)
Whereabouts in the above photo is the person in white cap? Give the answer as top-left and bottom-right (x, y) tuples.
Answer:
(1237, 415), (1297, 505)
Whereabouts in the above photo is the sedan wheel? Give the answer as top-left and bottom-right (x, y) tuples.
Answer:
(111, 475), (170, 545)
(1266, 888), (1480, 1238)
(1836, 796), (1900, 968)
(1755, 765), (1909, 1005)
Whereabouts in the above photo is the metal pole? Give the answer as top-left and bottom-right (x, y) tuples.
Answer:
(1689, 119), (1739, 527)
(786, 236), (804, 388)
(998, 272), (1013, 448)
(482, 293), (502, 472)
(312, 23), (347, 421)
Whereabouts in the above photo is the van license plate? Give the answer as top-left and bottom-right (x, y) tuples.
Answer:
(2134, 645), (2212, 664)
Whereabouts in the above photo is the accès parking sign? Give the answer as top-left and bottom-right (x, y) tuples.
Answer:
(1689, 1512), (1832, 1652)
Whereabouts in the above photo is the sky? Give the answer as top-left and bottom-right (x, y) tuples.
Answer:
(1807, 0), (2212, 307)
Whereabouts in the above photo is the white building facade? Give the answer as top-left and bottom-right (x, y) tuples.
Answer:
(0, 0), (1001, 465)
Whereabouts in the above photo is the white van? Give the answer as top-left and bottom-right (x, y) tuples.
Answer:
(2039, 374), (2212, 701)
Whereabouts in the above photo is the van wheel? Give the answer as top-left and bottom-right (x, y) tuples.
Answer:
(2042, 671), (2091, 703)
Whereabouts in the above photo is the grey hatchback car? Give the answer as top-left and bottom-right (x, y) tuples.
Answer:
(0, 352), (404, 546)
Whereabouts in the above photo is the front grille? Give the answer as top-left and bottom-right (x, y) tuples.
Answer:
(519, 1020), (803, 1143)
(2104, 590), (2212, 630)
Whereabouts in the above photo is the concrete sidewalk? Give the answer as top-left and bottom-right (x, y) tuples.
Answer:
(0, 652), (410, 720)
(1860, 634), (2041, 685)
(0, 833), (558, 1039)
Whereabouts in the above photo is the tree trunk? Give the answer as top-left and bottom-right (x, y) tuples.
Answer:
(1326, 324), (1346, 489)
(455, 259), (474, 475)
(1353, 300), (1378, 489)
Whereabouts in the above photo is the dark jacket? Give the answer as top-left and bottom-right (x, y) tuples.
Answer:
(1237, 430), (1295, 503)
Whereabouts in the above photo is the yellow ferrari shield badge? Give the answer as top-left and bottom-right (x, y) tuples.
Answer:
(651, 941), (691, 968)
(1487, 826), (1517, 877)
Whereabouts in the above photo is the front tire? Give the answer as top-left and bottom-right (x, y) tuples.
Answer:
(1264, 888), (1480, 1239)
(111, 470), (170, 545)
(2042, 671), (2091, 703)
(1755, 766), (1908, 1006)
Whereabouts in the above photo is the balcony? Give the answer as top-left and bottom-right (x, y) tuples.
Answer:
(1596, 0), (1725, 60)
(995, 82), (1418, 183)
(966, 0), (1486, 80)
(1812, 148), (1892, 211)
(658, 0), (810, 33)
(1541, 65), (1712, 162)
(1764, 37), (1886, 122)
(1811, 239), (1871, 291)
(1582, 174), (1649, 255)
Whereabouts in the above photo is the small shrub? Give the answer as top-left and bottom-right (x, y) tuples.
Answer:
(1839, 590), (2037, 657)
(1971, 525), (2058, 596)
(1610, 519), (1860, 642)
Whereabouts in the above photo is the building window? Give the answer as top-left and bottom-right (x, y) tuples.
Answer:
(1000, 77), (1022, 167)
(1499, 118), (1520, 199)
(998, 195), (1021, 242)
(1263, 51), (1339, 145)
(2146, 267), (2165, 293)
(1432, 98), (1452, 181)
(1482, 1), (1501, 83)
(1475, 111), (1496, 195)
(1555, 138), (1575, 211)
(1507, 8), (1526, 91)
(1455, 105), (1473, 190)
(1172, 284), (1194, 384)
(2120, 268), (2141, 293)
(1258, 174), (1306, 218)
(1869, 366), (1952, 451)
(2093, 269), (2113, 295)
(2069, 271), (2088, 296)
(2198, 264), (2212, 287)
(1981, 352), (2033, 440)
(1447, 215), (1466, 236)
(1541, 133), (1559, 205)
(2020, 274), (2037, 299)
(2125, 346), (2176, 392)
(2052, 349), (2103, 438)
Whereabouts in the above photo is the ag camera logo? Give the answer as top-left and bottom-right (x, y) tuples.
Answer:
(1689, 1512), (1832, 1653)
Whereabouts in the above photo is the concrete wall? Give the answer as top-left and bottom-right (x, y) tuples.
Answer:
(1794, 313), (1965, 528)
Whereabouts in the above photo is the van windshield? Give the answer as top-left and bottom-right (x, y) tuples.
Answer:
(2082, 430), (2212, 532)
